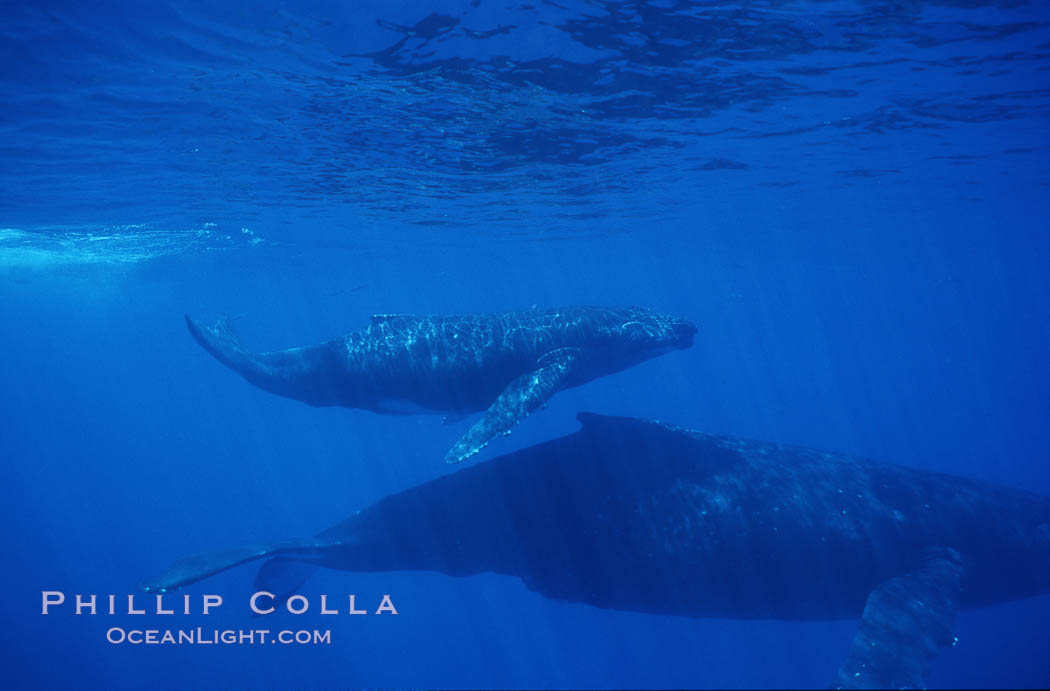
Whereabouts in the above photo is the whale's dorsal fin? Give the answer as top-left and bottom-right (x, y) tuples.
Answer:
(836, 546), (964, 689)
(575, 412), (693, 435)
(445, 347), (584, 464)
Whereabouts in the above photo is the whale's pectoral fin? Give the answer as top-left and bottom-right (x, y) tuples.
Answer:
(139, 539), (325, 594)
(445, 347), (585, 464)
(835, 546), (964, 690)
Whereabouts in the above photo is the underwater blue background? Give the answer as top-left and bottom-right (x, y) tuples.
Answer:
(1, 0), (1048, 688)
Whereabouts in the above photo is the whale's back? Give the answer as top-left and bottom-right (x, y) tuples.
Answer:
(338, 413), (1050, 619)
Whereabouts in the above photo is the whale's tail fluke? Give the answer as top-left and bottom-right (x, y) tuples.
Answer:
(251, 558), (319, 614)
(184, 314), (340, 406)
(140, 539), (325, 594)
(185, 314), (259, 378)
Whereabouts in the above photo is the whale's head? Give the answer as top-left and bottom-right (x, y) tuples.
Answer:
(619, 306), (696, 347)
(593, 306), (696, 370)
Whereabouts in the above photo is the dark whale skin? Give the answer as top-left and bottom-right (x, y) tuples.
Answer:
(315, 414), (1050, 620)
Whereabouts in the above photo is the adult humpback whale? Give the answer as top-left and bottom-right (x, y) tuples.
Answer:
(144, 414), (1050, 689)
(185, 305), (696, 463)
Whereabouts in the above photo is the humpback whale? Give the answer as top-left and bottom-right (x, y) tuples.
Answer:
(144, 414), (1050, 689)
(185, 305), (696, 463)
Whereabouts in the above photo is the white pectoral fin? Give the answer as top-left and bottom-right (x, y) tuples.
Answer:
(444, 347), (583, 464)
(835, 546), (964, 690)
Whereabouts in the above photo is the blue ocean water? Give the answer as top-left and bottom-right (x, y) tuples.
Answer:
(1, 0), (1048, 688)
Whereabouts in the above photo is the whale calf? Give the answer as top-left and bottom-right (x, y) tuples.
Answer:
(185, 306), (696, 463)
(144, 414), (1050, 689)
